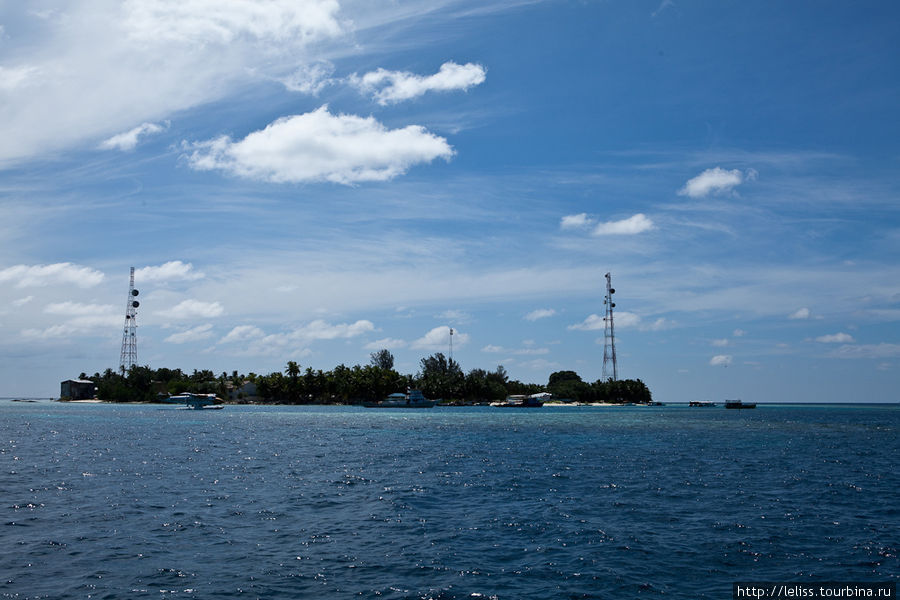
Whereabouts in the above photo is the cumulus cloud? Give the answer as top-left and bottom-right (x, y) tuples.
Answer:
(364, 337), (407, 350)
(219, 325), (265, 344)
(289, 319), (374, 341)
(678, 167), (757, 198)
(0, 1), (347, 166)
(525, 308), (556, 321)
(352, 61), (486, 105)
(710, 354), (733, 367)
(279, 61), (335, 95)
(184, 106), (454, 184)
(0, 263), (104, 288)
(568, 314), (605, 331)
(135, 261), (204, 282)
(411, 325), (469, 350)
(158, 299), (224, 319)
(482, 344), (504, 353)
(99, 122), (167, 151)
(560, 213), (593, 229)
(165, 323), (214, 344)
(593, 213), (655, 236)
(789, 307), (811, 320)
(815, 332), (855, 343)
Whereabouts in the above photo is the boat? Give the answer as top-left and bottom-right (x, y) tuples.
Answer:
(363, 389), (436, 408)
(163, 393), (225, 410)
(724, 399), (756, 409)
(494, 394), (544, 408)
(689, 401), (716, 407)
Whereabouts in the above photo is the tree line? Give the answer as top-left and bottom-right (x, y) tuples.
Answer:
(79, 349), (652, 405)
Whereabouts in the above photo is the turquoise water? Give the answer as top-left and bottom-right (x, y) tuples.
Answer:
(1, 402), (897, 599)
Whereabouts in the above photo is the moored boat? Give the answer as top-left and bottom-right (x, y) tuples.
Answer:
(689, 401), (716, 407)
(724, 399), (756, 409)
(494, 394), (544, 408)
(363, 389), (436, 408)
(163, 392), (225, 410)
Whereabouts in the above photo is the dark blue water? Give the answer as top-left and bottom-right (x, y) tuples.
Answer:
(1, 402), (897, 599)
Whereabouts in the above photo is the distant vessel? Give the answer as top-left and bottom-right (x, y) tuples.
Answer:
(689, 401), (716, 407)
(495, 394), (544, 408)
(724, 399), (756, 409)
(164, 393), (224, 410)
(363, 389), (436, 408)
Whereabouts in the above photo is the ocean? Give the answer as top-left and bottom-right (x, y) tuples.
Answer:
(1, 401), (897, 599)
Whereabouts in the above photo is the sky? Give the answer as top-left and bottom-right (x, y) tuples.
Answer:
(1, 0), (899, 402)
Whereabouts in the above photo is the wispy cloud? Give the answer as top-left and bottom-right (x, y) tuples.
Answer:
(829, 343), (900, 359)
(525, 308), (556, 321)
(135, 261), (204, 283)
(678, 167), (757, 198)
(219, 325), (265, 344)
(164, 324), (214, 344)
(789, 307), (811, 320)
(815, 332), (854, 343)
(0, 263), (104, 288)
(593, 213), (655, 236)
(184, 106), (454, 184)
(352, 61), (486, 105)
(364, 337), (408, 351)
(560, 213), (592, 229)
(157, 300), (224, 320)
(99, 122), (167, 151)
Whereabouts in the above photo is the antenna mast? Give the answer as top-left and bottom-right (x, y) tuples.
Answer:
(449, 327), (455, 362)
(602, 272), (618, 381)
(119, 267), (140, 374)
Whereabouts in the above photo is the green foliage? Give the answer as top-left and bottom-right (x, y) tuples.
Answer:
(77, 360), (652, 406)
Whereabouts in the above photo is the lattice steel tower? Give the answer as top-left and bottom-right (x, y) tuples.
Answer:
(601, 272), (618, 381)
(119, 267), (140, 374)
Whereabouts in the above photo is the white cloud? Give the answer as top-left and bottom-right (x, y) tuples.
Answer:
(678, 167), (757, 198)
(0, 1), (348, 166)
(482, 344), (505, 353)
(12, 296), (34, 307)
(279, 61), (335, 95)
(593, 213), (655, 236)
(158, 299), (224, 319)
(0, 65), (39, 92)
(184, 106), (454, 184)
(560, 213), (593, 229)
(364, 337), (407, 351)
(165, 323), (214, 344)
(829, 343), (900, 359)
(0, 263), (104, 288)
(789, 307), (811, 320)
(99, 122), (166, 151)
(437, 309), (472, 323)
(815, 332), (855, 343)
(711, 338), (730, 347)
(710, 354), (733, 367)
(135, 261), (204, 282)
(289, 319), (375, 341)
(219, 325), (265, 344)
(45, 302), (116, 316)
(411, 325), (469, 350)
(525, 308), (556, 321)
(353, 61), (486, 105)
(568, 314), (605, 331)
(733, 329), (746, 337)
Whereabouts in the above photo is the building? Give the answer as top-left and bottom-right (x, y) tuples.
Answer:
(60, 379), (96, 401)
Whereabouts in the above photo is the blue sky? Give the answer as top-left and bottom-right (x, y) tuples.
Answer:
(1, 0), (898, 401)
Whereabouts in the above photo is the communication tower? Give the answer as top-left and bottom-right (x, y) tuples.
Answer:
(449, 327), (455, 362)
(119, 267), (140, 374)
(601, 272), (618, 381)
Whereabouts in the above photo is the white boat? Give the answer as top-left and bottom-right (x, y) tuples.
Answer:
(363, 389), (436, 408)
(163, 393), (224, 410)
